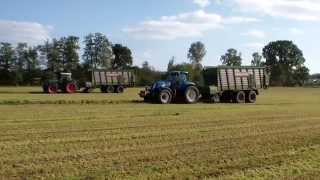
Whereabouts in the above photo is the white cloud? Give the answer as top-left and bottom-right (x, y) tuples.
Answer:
(289, 27), (304, 35)
(224, 16), (260, 24)
(244, 42), (265, 49)
(242, 29), (266, 38)
(0, 20), (52, 45)
(193, 0), (211, 8)
(234, 0), (320, 21)
(123, 10), (259, 40)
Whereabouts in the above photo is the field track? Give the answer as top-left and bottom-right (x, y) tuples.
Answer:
(0, 87), (320, 179)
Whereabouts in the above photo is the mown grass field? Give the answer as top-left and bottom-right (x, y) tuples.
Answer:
(0, 87), (320, 179)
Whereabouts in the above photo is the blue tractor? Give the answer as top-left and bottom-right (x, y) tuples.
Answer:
(139, 71), (201, 104)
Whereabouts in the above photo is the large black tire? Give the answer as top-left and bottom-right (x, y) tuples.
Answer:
(220, 91), (233, 103)
(184, 86), (200, 104)
(158, 89), (172, 104)
(101, 86), (107, 93)
(234, 91), (246, 103)
(246, 91), (257, 103)
(115, 86), (125, 93)
(106, 86), (115, 93)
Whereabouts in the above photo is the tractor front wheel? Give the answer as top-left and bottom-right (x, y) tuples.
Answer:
(158, 89), (172, 104)
(65, 83), (77, 93)
(184, 86), (200, 104)
(47, 84), (58, 94)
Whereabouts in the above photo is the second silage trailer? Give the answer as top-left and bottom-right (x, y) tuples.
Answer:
(84, 70), (135, 93)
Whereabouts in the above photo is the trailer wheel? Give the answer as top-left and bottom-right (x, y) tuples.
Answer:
(234, 91), (246, 103)
(106, 86), (115, 93)
(47, 84), (58, 94)
(158, 89), (172, 104)
(116, 86), (124, 93)
(246, 91), (257, 103)
(184, 86), (199, 104)
(101, 86), (105, 93)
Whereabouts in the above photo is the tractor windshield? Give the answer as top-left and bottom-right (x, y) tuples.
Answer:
(167, 72), (188, 82)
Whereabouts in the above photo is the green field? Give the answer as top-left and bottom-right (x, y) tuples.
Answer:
(0, 87), (320, 179)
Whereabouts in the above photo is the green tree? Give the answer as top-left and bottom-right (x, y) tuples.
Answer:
(251, 52), (264, 67)
(15, 43), (28, 84)
(0, 42), (15, 84)
(293, 66), (309, 86)
(263, 40), (306, 86)
(0, 42), (15, 71)
(188, 41), (206, 70)
(24, 46), (40, 85)
(167, 56), (175, 71)
(83, 33), (113, 70)
(134, 61), (161, 86)
(39, 39), (62, 73)
(111, 44), (133, 70)
(220, 48), (242, 66)
(60, 36), (80, 72)
(25, 47), (39, 73)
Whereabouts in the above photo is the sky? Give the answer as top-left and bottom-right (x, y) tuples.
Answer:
(0, 0), (319, 73)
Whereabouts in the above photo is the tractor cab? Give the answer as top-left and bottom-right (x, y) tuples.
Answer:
(59, 73), (72, 81)
(167, 71), (189, 82)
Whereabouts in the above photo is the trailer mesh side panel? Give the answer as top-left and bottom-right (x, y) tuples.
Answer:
(212, 67), (266, 92)
(92, 70), (135, 87)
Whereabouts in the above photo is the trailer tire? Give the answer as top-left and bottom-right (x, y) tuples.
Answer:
(158, 89), (172, 104)
(246, 91), (257, 103)
(234, 91), (246, 103)
(184, 86), (200, 104)
(101, 86), (107, 93)
(116, 86), (124, 93)
(106, 86), (115, 93)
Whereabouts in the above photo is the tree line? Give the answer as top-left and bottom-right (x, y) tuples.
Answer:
(0, 33), (134, 85)
(0, 33), (312, 86)
(167, 40), (310, 86)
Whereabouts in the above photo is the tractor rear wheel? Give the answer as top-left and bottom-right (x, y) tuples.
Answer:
(246, 91), (257, 103)
(234, 91), (246, 103)
(65, 83), (77, 93)
(158, 89), (172, 104)
(47, 84), (58, 94)
(184, 86), (200, 104)
(116, 86), (124, 93)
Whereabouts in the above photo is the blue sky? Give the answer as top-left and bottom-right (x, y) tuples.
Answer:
(0, 0), (319, 73)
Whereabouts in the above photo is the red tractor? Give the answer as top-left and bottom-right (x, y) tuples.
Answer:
(43, 73), (77, 94)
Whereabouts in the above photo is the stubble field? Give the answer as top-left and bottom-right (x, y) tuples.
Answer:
(0, 87), (320, 179)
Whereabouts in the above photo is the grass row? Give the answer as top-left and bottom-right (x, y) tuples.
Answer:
(0, 87), (319, 179)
